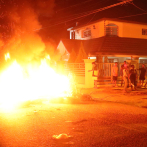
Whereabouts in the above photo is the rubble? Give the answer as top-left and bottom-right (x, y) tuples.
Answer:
(52, 133), (73, 140)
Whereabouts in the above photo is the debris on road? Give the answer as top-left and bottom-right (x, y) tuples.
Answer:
(52, 133), (73, 140)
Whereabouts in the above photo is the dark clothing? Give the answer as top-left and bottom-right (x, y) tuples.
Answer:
(113, 76), (117, 81)
(139, 67), (146, 80)
(92, 62), (97, 70)
(140, 75), (145, 80)
(129, 69), (137, 87)
(120, 68), (123, 76)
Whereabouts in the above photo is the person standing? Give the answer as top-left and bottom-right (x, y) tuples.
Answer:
(123, 61), (128, 69)
(123, 66), (129, 92)
(138, 64), (146, 87)
(88, 61), (97, 76)
(129, 65), (137, 90)
(112, 62), (118, 87)
(120, 64), (124, 86)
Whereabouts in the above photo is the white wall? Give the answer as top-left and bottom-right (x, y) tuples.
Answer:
(70, 19), (147, 40)
(122, 23), (147, 39)
(73, 20), (105, 40)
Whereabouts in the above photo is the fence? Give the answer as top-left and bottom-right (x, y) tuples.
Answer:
(95, 63), (113, 78)
(64, 63), (147, 77)
(64, 63), (85, 76)
(63, 62), (147, 87)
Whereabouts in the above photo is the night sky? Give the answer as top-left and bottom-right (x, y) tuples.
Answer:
(49, 0), (147, 42)
(0, 0), (147, 44)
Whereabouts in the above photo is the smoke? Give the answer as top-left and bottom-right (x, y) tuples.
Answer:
(0, 0), (55, 67)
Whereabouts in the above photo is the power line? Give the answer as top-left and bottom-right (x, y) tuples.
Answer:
(55, 0), (109, 21)
(64, 0), (133, 22)
(131, 2), (147, 13)
(56, 0), (110, 13)
(117, 12), (147, 19)
(85, 13), (97, 25)
(38, 12), (147, 35)
(34, 0), (133, 31)
(56, 0), (93, 12)
(57, 0), (110, 27)
(84, 0), (110, 25)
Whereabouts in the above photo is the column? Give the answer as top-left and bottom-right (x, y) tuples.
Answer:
(84, 59), (97, 88)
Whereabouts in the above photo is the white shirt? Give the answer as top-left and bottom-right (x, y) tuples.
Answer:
(112, 66), (118, 76)
(123, 68), (128, 77)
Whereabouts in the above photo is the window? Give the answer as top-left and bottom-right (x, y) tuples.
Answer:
(108, 59), (114, 63)
(105, 23), (118, 36)
(140, 59), (147, 64)
(142, 29), (147, 35)
(83, 29), (91, 38)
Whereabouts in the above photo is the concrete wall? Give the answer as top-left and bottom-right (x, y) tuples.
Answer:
(57, 41), (70, 61)
(108, 57), (131, 63)
(82, 59), (97, 88)
(104, 20), (123, 37)
(74, 20), (105, 40)
(57, 41), (66, 55)
(75, 76), (85, 84)
(122, 23), (147, 39)
(71, 19), (147, 40)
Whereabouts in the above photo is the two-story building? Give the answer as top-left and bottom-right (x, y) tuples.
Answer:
(57, 18), (147, 63)
(68, 18), (147, 40)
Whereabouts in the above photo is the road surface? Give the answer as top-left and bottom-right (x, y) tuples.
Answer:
(0, 101), (147, 147)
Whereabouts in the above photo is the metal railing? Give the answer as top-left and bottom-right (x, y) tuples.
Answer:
(95, 63), (113, 78)
(64, 63), (85, 76)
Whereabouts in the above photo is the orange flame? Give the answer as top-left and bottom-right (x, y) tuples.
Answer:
(5, 53), (10, 61)
(0, 57), (73, 111)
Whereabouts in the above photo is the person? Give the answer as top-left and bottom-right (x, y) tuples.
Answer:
(123, 66), (129, 92)
(138, 64), (146, 87)
(123, 61), (128, 69)
(119, 61), (128, 87)
(129, 65), (137, 90)
(120, 64), (124, 86)
(112, 62), (118, 87)
(88, 61), (97, 76)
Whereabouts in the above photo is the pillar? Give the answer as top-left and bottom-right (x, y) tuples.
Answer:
(84, 59), (97, 88)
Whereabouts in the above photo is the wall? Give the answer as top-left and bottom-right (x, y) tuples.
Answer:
(57, 41), (66, 55)
(74, 20), (105, 40)
(108, 57), (131, 63)
(57, 41), (70, 61)
(122, 23), (147, 39)
(70, 19), (147, 40)
(104, 20), (123, 37)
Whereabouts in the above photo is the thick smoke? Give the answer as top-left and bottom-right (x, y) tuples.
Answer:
(0, 0), (55, 67)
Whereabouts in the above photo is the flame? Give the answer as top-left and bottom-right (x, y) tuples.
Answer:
(0, 57), (73, 111)
(46, 55), (50, 60)
(5, 53), (10, 61)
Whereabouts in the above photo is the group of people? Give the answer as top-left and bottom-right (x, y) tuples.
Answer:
(112, 61), (147, 91)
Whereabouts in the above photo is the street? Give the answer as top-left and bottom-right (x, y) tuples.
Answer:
(0, 100), (147, 147)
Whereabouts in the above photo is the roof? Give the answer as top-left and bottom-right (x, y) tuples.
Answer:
(60, 36), (147, 57)
(69, 18), (147, 30)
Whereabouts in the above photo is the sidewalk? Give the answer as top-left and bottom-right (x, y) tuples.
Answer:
(80, 86), (147, 108)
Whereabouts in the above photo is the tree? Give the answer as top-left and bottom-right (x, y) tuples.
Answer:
(75, 42), (87, 63)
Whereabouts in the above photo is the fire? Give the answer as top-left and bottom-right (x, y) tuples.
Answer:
(0, 56), (73, 111)
(5, 53), (10, 61)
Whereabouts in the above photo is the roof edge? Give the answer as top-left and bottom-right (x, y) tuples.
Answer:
(70, 17), (147, 30)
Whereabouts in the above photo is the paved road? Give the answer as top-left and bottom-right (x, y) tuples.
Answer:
(0, 101), (147, 147)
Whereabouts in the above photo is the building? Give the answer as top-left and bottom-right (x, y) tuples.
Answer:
(68, 18), (147, 40)
(57, 18), (147, 63)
